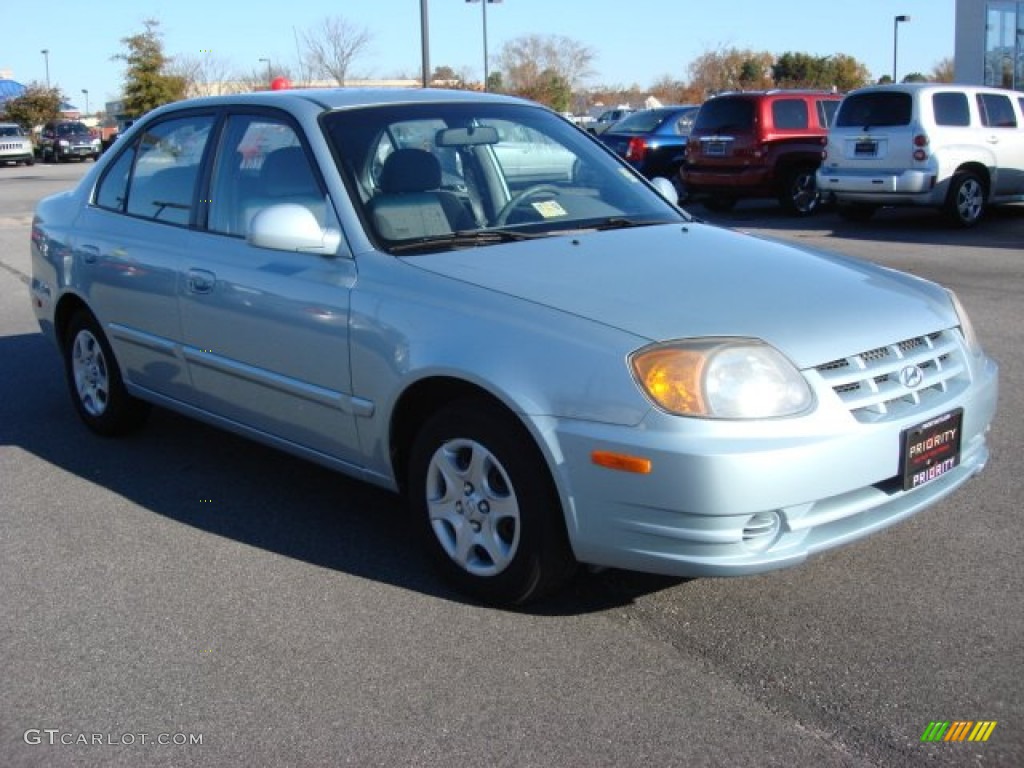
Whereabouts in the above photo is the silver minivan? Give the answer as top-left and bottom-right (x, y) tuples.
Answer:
(818, 83), (1024, 226)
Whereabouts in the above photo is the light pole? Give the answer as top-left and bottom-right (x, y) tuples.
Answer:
(893, 15), (910, 83)
(81, 89), (89, 116)
(259, 58), (272, 87)
(467, 0), (502, 91)
(420, 0), (430, 88)
(41, 49), (50, 88)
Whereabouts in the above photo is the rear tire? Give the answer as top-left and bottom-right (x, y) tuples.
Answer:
(778, 165), (820, 216)
(943, 170), (986, 228)
(63, 310), (150, 436)
(407, 399), (576, 605)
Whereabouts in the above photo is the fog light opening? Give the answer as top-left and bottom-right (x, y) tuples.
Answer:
(743, 511), (781, 552)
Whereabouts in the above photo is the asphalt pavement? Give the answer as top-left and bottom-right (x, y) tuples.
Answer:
(1, 162), (1020, 767)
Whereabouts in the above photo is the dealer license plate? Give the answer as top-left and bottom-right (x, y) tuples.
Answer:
(900, 408), (963, 491)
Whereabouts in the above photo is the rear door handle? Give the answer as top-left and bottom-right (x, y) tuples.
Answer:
(187, 269), (216, 294)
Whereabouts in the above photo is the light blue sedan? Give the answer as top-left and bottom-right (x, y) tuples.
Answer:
(29, 89), (998, 604)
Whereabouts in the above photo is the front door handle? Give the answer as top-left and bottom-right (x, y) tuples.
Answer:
(187, 269), (216, 294)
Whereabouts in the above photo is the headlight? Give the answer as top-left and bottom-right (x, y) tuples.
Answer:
(58, 139), (69, 147)
(630, 338), (813, 419)
(947, 289), (981, 353)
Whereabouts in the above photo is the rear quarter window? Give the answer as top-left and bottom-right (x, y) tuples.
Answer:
(817, 100), (840, 128)
(836, 92), (912, 128)
(932, 92), (971, 126)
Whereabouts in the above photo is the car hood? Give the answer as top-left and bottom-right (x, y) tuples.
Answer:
(405, 222), (957, 369)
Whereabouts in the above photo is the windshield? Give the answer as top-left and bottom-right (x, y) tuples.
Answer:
(0, 125), (24, 137)
(322, 101), (684, 252)
(56, 122), (91, 136)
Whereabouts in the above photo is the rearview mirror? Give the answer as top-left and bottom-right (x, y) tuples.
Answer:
(435, 125), (499, 147)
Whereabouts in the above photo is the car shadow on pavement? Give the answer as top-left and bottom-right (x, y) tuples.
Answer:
(687, 199), (1024, 250)
(1, 331), (684, 614)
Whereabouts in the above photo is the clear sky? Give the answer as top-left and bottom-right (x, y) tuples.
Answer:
(4, 0), (955, 110)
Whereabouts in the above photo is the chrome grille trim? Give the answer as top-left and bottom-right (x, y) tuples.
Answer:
(815, 330), (968, 422)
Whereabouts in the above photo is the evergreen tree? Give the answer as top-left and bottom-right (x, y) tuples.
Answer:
(114, 19), (186, 118)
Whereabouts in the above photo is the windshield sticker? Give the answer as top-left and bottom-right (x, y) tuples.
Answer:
(531, 200), (569, 218)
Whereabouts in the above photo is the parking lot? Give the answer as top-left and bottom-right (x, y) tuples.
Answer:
(1, 161), (1021, 767)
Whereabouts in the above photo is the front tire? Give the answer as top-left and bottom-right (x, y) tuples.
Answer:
(408, 400), (576, 605)
(63, 310), (149, 436)
(944, 170), (986, 228)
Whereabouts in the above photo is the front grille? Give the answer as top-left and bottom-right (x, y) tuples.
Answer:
(815, 330), (968, 422)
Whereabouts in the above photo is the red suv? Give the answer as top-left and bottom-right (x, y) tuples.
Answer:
(681, 90), (842, 215)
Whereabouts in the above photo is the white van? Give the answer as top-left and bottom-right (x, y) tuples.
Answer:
(817, 83), (1024, 226)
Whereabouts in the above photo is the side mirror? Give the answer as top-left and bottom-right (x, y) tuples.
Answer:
(247, 204), (342, 255)
(650, 176), (680, 204)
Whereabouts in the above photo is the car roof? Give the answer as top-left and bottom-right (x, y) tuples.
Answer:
(708, 89), (841, 99)
(845, 82), (1020, 96)
(151, 87), (535, 115)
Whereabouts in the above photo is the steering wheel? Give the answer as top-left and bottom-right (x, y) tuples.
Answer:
(493, 184), (562, 226)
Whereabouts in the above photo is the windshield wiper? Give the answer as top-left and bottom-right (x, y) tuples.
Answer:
(590, 217), (678, 231)
(386, 229), (546, 254)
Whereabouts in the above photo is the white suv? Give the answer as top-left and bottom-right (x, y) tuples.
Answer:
(817, 83), (1024, 227)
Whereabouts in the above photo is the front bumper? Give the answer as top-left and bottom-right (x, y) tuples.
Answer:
(547, 353), (998, 578)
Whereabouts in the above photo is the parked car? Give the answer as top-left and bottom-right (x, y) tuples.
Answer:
(29, 89), (998, 604)
(682, 90), (842, 215)
(589, 107), (635, 135)
(817, 83), (1024, 227)
(597, 105), (700, 200)
(38, 120), (101, 163)
(0, 122), (35, 166)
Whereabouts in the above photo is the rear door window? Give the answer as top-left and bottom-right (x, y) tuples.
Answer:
(771, 99), (809, 130)
(836, 92), (912, 128)
(932, 92), (971, 126)
(124, 115), (216, 226)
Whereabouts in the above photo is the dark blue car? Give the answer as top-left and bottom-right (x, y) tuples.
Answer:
(598, 105), (700, 200)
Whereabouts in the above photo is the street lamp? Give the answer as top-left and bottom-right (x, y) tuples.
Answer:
(41, 49), (50, 88)
(466, 0), (502, 91)
(893, 15), (910, 83)
(259, 58), (272, 86)
(81, 89), (89, 116)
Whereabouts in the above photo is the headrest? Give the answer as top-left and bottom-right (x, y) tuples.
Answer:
(380, 148), (441, 194)
(260, 147), (318, 197)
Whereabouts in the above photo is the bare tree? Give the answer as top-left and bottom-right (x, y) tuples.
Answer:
(236, 64), (298, 93)
(496, 34), (596, 97)
(172, 52), (244, 97)
(302, 16), (373, 86)
(930, 57), (955, 83)
(688, 46), (775, 95)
